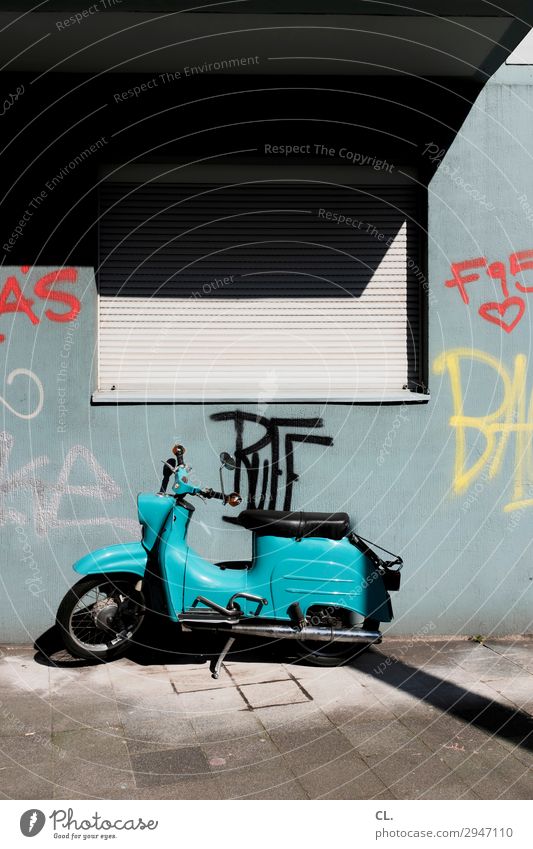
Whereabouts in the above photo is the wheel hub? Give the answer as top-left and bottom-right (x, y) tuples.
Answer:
(92, 598), (119, 632)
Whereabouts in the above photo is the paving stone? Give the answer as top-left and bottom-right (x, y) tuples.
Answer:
(273, 723), (391, 798)
(0, 692), (52, 735)
(444, 744), (533, 800)
(285, 745), (389, 799)
(300, 678), (368, 710)
(416, 782), (480, 800)
(131, 745), (210, 787)
(49, 661), (111, 695)
(167, 663), (233, 692)
(323, 696), (396, 729)
(211, 757), (307, 799)
(279, 724), (353, 773)
(118, 695), (196, 751)
(483, 642), (533, 669)
(0, 733), (56, 800)
(243, 779), (309, 799)
(177, 684), (248, 716)
(0, 764), (55, 799)
(224, 661), (292, 686)
(0, 654), (50, 693)
(251, 698), (326, 733)
(0, 733), (56, 774)
(283, 660), (334, 680)
(187, 704), (265, 745)
(201, 732), (282, 771)
(365, 747), (474, 800)
(263, 710), (337, 754)
(482, 677), (533, 709)
(130, 775), (222, 799)
(52, 728), (135, 799)
(51, 692), (122, 733)
(337, 716), (419, 757)
(110, 667), (175, 703)
(239, 679), (310, 709)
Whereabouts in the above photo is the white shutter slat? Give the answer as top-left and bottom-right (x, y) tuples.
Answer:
(97, 179), (422, 400)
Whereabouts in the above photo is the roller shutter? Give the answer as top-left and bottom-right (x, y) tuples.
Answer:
(96, 169), (423, 401)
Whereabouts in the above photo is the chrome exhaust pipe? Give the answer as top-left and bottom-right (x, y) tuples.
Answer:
(217, 623), (382, 643)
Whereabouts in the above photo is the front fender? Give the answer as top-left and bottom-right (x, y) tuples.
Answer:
(73, 543), (148, 578)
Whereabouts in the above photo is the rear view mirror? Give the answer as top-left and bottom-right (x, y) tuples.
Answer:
(220, 451), (237, 471)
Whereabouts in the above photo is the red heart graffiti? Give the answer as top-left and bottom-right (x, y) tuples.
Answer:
(478, 297), (526, 333)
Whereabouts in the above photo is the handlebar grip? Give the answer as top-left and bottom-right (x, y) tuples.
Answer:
(204, 489), (224, 500)
(202, 489), (241, 505)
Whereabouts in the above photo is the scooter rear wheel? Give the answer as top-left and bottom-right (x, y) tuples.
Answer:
(293, 640), (371, 667)
(56, 574), (145, 662)
(293, 611), (379, 667)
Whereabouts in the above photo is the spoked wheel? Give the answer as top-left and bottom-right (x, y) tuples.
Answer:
(293, 607), (379, 667)
(56, 575), (146, 662)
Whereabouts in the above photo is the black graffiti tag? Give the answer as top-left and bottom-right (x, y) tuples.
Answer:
(210, 411), (333, 510)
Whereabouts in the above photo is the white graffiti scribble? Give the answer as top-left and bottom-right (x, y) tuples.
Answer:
(0, 431), (47, 526)
(0, 431), (139, 535)
(0, 369), (44, 419)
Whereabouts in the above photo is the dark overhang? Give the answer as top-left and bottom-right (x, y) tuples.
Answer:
(0, 2), (530, 79)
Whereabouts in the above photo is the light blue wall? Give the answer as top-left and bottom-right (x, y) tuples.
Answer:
(2, 65), (533, 641)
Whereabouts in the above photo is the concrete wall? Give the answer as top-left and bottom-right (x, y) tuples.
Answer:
(1, 63), (533, 642)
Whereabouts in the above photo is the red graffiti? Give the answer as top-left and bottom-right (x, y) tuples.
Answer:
(445, 258), (487, 304)
(443, 252), (533, 333)
(0, 267), (80, 342)
(511, 250), (533, 291)
(0, 276), (39, 334)
(478, 297), (525, 334)
(33, 268), (80, 322)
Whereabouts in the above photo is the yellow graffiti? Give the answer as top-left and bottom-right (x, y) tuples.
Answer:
(433, 348), (533, 512)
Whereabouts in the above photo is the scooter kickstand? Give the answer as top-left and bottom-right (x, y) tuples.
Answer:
(210, 636), (236, 679)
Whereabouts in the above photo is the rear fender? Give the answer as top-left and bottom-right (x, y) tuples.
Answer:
(73, 543), (147, 578)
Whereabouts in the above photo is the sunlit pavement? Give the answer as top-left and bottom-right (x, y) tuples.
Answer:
(0, 636), (532, 800)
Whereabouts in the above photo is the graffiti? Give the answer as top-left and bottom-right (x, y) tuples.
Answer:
(0, 267), (80, 342)
(0, 431), (138, 534)
(0, 368), (43, 419)
(434, 347), (533, 512)
(444, 251), (533, 333)
(210, 411), (333, 510)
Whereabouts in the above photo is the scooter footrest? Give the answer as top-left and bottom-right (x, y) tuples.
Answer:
(179, 609), (241, 625)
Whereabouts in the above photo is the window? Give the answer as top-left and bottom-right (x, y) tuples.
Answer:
(95, 165), (425, 402)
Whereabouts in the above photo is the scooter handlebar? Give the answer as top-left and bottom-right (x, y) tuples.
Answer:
(203, 488), (224, 500)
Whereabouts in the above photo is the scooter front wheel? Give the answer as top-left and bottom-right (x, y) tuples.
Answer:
(56, 574), (145, 662)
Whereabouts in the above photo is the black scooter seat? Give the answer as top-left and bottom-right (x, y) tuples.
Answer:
(238, 510), (350, 541)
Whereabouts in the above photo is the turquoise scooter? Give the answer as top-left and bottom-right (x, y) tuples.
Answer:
(57, 444), (402, 675)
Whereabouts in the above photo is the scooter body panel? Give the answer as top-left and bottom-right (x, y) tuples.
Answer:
(156, 502), (247, 614)
(157, 502), (191, 619)
(248, 535), (392, 622)
(73, 542), (147, 578)
(182, 548), (247, 612)
(137, 493), (174, 551)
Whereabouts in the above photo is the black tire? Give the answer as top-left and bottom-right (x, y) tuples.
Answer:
(293, 610), (380, 667)
(56, 574), (145, 662)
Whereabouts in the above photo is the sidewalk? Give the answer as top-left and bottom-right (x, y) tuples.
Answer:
(0, 636), (532, 800)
